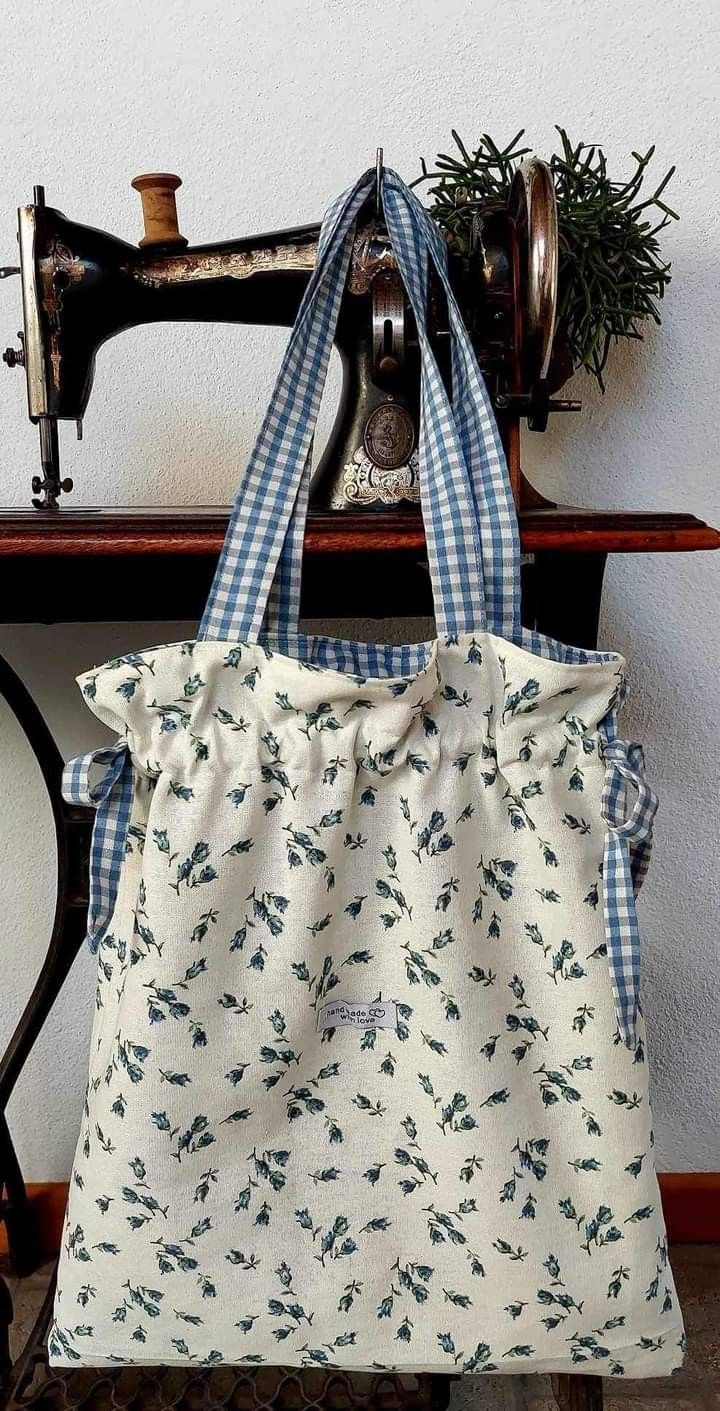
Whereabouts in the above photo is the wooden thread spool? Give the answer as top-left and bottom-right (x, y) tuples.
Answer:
(131, 172), (188, 248)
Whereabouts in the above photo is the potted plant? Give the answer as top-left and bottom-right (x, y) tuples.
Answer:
(414, 128), (678, 392)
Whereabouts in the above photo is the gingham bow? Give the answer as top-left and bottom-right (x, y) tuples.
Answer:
(600, 735), (658, 1048)
(62, 740), (134, 954)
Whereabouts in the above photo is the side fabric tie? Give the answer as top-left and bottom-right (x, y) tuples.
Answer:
(62, 741), (134, 954)
(599, 731), (659, 1049)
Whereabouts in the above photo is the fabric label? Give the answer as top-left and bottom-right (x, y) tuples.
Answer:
(317, 999), (397, 1031)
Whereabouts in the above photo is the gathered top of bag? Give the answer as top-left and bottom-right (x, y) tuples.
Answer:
(78, 629), (625, 788)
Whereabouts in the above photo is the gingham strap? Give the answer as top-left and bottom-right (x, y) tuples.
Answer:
(270, 171), (520, 640)
(199, 170), (378, 642)
(62, 741), (133, 955)
(200, 167), (520, 642)
(383, 175), (519, 638)
(599, 733), (658, 1048)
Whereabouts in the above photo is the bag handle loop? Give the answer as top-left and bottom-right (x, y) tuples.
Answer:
(200, 169), (520, 644)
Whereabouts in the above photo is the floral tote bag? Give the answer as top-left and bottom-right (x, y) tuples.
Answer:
(50, 168), (685, 1379)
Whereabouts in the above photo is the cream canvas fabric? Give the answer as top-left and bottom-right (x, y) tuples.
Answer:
(50, 633), (683, 1376)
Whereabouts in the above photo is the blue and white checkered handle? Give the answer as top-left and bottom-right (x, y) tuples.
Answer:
(600, 735), (659, 1046)
(62, 741), (134, 955)
(200, 167), (520, 643)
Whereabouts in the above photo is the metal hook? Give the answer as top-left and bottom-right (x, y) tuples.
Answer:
(375, 148), (384, 216)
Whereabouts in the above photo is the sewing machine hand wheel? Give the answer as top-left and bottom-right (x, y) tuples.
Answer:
(509, 158), (558, 394)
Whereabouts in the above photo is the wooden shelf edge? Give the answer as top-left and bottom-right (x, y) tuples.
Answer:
(0, 507), (716, 556)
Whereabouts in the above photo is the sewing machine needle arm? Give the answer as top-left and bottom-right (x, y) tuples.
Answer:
(32, 418), (71, 511)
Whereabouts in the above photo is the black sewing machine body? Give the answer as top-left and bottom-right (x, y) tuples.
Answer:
(2, 163), (573, 508)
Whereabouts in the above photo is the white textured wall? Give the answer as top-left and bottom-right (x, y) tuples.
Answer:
(0, 0), (718, 1179)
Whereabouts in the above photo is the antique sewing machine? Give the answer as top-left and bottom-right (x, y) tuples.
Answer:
(1, 153), (576, 510)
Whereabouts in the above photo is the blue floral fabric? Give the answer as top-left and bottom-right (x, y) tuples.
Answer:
(50, 631), (683, 1376)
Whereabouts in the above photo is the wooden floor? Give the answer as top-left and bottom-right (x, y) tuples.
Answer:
(2, 1246), (718, 1409)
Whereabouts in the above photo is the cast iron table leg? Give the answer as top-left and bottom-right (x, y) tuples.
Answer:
(0, 652), (90, 1276)
(551, 1374), (605, 1410)
(0, 1272), (12, 1391)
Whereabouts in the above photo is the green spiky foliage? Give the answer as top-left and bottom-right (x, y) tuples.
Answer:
(413, 128), (678, 389)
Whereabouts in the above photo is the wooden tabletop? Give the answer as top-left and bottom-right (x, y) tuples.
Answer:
(0, 503), (714, 630)
(0, 505), (717, 555)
